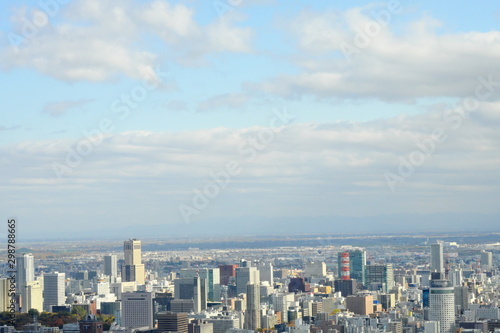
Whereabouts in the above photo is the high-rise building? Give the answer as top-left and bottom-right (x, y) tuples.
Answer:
(365, 264), (394, 292)
(245, 283), (261, 330)
(429, 279), (455, 333)
(122, 240), (145, 285)
(43, 272), (66, 312)
(0, 279), (10, 312)
(338, 250), (366, 285)
(17, 253), (35, 312)
(481, 251), (493, 270)
(454, 285), (469, 314)
(272, 293), (294, 323)
(189, 319), (213, 333)
(104, 255), (118, 282)
(257, 263), (274, 284)
(305, 262), (326, 278)
(180, 268), (220, 301)
(345, 295), (373, 315)
(236, 267), (259, 295)
(219, 265), (238, 285)
(334, 279), (357, 297)
(430, 243), (444, 273)
(121, 291), (154, 328)
(157, 312), (188, 333)
(174, 277), (206, 312)
(23, 280), (43, 312)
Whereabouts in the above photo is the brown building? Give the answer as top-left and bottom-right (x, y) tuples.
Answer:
(157, 312), (188, 333)
(79, 315), (104, 333)
(345, 295), (374, 315)
(219, 265), (238, 285)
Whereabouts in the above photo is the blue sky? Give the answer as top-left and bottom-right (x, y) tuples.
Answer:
(1, 0), (500, 239)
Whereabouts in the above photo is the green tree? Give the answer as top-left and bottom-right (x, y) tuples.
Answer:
(28, 309), (40, 317)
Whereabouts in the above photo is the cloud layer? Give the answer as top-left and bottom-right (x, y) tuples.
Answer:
(2, 104), (499, 234)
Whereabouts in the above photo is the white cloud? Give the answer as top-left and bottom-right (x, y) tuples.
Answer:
(0, 0), (253, 81)
(1, 104), (500, 232)
(42, 99), (93, 117)
(249, 7), (500, 101)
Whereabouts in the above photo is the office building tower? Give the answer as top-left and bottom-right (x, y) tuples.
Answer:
(334, 279), (357, 297)
(43, 272), (66, 312)
(104, 255), (118, 282)
(338, 250), (366, 285)
(429, 279), (455, 333)
(23, 280), (43, 312)
(219, 265), (238, 285)
(454, 285), (469, 314)
(245, 283), (261, 330)
(365, 264), (394, 292)
(174, 276), (206, 313)
(236, 267), (259, 295)
(17, 253), (35, 312)
(0, 279), (10, 312)
(481, 251), (493, 270)
(257, 263), (274, 284)
(305, 262), (326, 278)
(430, 243), (444, 273)
(449, 268), (463, 287)
(121, 291), (154, 328)
(288, 277), (310, 293)
(181, 268), (220, 301)
(17, 253), (35, 292)
(157, 312), (188, 333)
(272, 293), (294, 323)
(189, 319), (214, 333)
(121, 239), (145, 285)
(345, 295), (374, 315)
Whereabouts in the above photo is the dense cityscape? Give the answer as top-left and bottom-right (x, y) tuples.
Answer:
(1, 234), (500, 333)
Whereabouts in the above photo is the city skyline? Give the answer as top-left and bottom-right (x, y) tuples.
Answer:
(1, 1), (500, 238)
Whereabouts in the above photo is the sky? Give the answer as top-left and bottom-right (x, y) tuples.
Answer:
(1, 0), (500, 239)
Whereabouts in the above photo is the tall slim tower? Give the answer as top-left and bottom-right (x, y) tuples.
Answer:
(43, 272), (66, 312)
(430, 279), (455, 333)
(104, 255), (118, 282)
(430, 243), (444, 273)
(245, 283), (261, 330)
(122, 239), (145, 285)
(480, 251), (493, 270)
(340, 252), (350, 280)
(17, 253), (35, 312)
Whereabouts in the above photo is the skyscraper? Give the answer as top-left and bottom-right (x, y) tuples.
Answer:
(158, 312), (189, 333)
(338, 250), (366, 285)
(122, 239), (145, 285)
(480, 251), (493, 270)
(174, 276), (206, 313)
(365, 264), (394, 292)
(121, 291), (154, 328)
(17, 253), (35, 312)
(236, 267), (260, 295)
(429, 279), (455, 333)
(180, 268), (220, 301)
(43, 272), (66, 312)
(245, 283), (261, 330)
(430, 243), (444, 273)
(104, 255), (118, 282)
